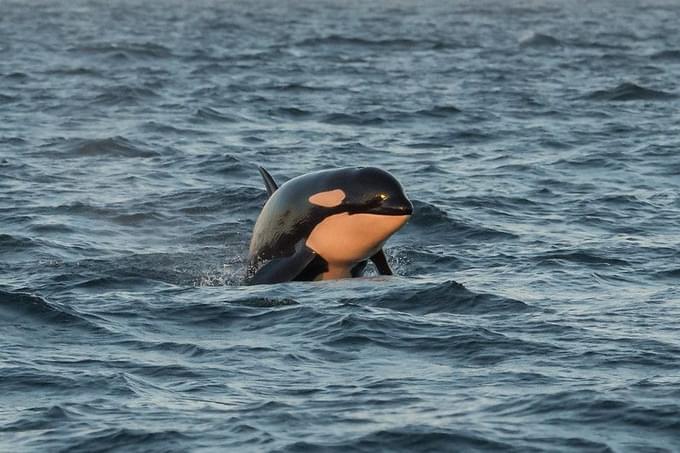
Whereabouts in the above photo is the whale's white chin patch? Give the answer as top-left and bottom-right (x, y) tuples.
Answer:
(305, 212), (410, 280)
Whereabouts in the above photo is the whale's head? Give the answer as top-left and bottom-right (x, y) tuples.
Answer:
(307, 167), (413, 216)
(304, 167), (412, 271)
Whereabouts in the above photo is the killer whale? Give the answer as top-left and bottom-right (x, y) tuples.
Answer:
(246, 167), (413, 285)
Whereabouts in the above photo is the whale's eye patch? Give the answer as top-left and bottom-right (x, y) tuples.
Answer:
(308, 189), (346, 208)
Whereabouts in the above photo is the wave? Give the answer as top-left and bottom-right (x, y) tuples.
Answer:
(268, 106), (316, 119)
(189, 62), (231, 75)
(112, 211), (166, 226)
(594, 194), (645, 206)
(0, 93), (18, 104)
(267, 281), (554, 366)
(584, 82), (676, 101)
(298, 35), (449, 50)
(93, 85), (160, 105)
(141, 121), (206, 137)
(2, 404), (81, 432)
(28, 222), (76, 234)
(636, 143), (677, 158)
(112, 351), (210, 375)
(519, 32), (562, 48)
(63, 428), (189, 453)
(314, 313), (545, 363)
(70, 42), (173, 59)
(151, 185), (264, 215)
(70, 275), (167, 290)
(0, 290), (106, 333)
(269, 106), (462, 125)
(650, 49), (680, 61)
(0, 233), (37, 251)
(408, 200), (516, 241)
(573, 40), (630, 51)
(267, 83), (328, 92)
(46, 200), (115, 218)
(66, 136), (159, 158)
(158, 296), (300, 326)
(192, 154), (249, 178)
(194, 107), (244, 123)
(44, 67), (102, 77)
(47, 251), (230, 289)
(389, 249), (461, 276)
(0, 367), (81, 394)
(520, 31), (635, 51)
(489, 389), (680, 432)
(0, 136), (26, 145)
(416, 163), (449, 174)
(322, 112), (386, 126)
(3, 71), (28, 81)
(655, 267), (680, 279)
(409, 201), (455, 226)
(536, 250), (629, 267)
(361, 279), (532, 315)
(283, 427), (514, 452)
(410, 105), (461, 118)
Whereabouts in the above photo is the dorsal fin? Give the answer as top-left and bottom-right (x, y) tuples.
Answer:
(258, 166), (278, 198)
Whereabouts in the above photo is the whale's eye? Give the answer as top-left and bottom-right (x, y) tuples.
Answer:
(367, 193), (387, 208)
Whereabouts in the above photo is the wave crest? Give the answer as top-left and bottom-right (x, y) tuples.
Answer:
(584, 82), (676, 101)
(364, 279), (532, 315)
(67, 136), (158, 158)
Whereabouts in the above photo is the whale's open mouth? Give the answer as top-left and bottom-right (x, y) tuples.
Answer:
(370, 197), (413, 216)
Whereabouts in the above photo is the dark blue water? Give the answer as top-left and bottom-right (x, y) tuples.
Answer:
(2, 0), (680, 451)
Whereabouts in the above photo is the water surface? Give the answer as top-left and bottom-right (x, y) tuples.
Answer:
(2, 0), (680, 451)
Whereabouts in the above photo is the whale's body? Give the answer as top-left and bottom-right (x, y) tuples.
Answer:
(247, 167), (412, 285)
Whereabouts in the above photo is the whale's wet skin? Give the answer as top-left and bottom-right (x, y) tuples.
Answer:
(247, 167), (413, 284)
(2, 0), (680, 451)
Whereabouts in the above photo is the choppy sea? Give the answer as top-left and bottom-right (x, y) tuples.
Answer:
(2, 0), (680, 451)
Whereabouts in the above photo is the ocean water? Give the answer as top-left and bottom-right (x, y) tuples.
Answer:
(2, 0), (680, 451)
